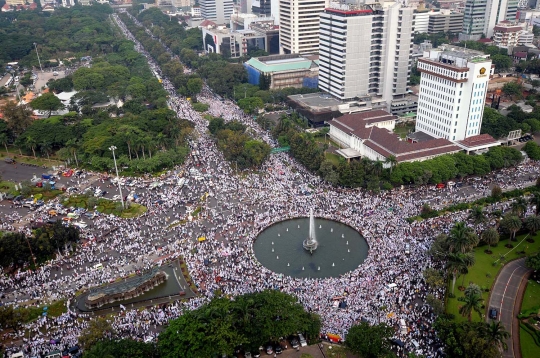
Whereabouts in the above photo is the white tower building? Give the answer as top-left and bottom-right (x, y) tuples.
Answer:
(279, 0), (330, 54)
(415, 45), (493, 142)
(200, 0), (234, 24)
(318, 2), (414, 103)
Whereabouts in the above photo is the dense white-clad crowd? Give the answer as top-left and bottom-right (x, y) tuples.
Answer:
(1, 12), (539, 358)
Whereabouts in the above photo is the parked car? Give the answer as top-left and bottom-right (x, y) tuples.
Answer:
(265, 345), (273, 355)
(4, 157), (15, 164)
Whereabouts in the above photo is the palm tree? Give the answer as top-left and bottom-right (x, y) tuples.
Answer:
(464, 283), (482, 298)
(25, 136), (37, 158)
(448, 221), (479, 254)
(484, 321), (510, 351)
(447, 252), (475, 294)
(385, 155), (397, 174)
(155, 132), (167, 151)
(481, 228), (500, 252)
(40, 141), (52, 161)
(458, 291), (483, 321)
(525, 215), (540, 235)
(66, 139), (79, 167)
(511, 197), (528, 217)
(530, 193), (540, 215)
(469, 205), (486, 224)
(501, 214), (522, 241)
(0, 133), (9, 154)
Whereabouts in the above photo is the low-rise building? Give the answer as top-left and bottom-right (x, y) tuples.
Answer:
(328, 110), (462, 164)
(492, 21), (524, 49)
(428, 11), (464, 33)
(244, 54), (319, 89)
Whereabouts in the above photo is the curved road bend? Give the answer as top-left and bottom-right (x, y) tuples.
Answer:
(487, 257), (532, 358)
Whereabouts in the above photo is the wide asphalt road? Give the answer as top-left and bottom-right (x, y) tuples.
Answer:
(487, 257), (532, 358)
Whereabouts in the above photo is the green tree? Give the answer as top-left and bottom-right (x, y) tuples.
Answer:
(459, 290), (484, 322)
(186, 77), (203, 98)
(25, 135), (38, 158)
(524, 215), (540, 235)
(448, 221), (479, 254)
(79, 317), (115, 350)
(30, 92), (65, 118)
(83, 339), (158, 358)
(1, 100), (33, 136)
(500, 214), (522, 241)
(481, 228), (499, 252)
(491, 185), (503, 199)
(345, 322), (394, 358)
(469, 205), (486, 224)
(526, 252), (540, 270)
(484, 321), (510, 351)
(502, 81), (523, 99)
(0, 132), (9, 154)
(447, 252), (475, 294)
(423, 268), (445, 289)
(434, 320), (502, 358)
(426, 294), (445, 316)
(511, 197), (528, 218)
(530, 193), (540, 215)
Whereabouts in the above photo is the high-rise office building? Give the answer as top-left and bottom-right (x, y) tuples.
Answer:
(279, 0), (330, 54)
(318, 2), (414, 102)
(415, 45), (493, 141)
(460, 0), (518, 40)
(200, 0), (234, 24)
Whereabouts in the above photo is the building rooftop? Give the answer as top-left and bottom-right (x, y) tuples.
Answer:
(332, 110), (397, 126)
(245, 54), (319, 73)
(289, 92), (342, 112)
(329, 111), (461, 162)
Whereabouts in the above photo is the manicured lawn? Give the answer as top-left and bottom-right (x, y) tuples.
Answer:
(0, 180), (17, 195)
(0, 148), (64, 168)
(26, 300), (67, 322)
(325, 152), (342, 167)
(520, 327), (540, 358)
(521, 280), (540, 313)
(446, 232), (540, 322)
(63, 195), (147, 218)
(393, 123), (415, 139)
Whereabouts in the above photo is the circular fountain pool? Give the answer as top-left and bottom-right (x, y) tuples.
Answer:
(253, 217), (369, 279)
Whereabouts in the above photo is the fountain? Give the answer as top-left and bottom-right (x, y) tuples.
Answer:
(253, 213), (369, 278)
(302, 208), (318, 254)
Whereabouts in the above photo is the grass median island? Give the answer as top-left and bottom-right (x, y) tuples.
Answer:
(446, 231), (540, 322)
(520, 326), (539, 358)
(519, 280), (540, 357)
(63, 195), (147, 218)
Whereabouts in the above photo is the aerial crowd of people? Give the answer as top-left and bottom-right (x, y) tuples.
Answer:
(0, 11), (539, 358)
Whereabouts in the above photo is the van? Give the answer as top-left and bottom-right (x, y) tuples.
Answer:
(399, 319), (407, 335)
(298, 333), (307, 347)
(93, 263), (103, 270)
(386, 283), (397, 291)
(10, 353), (24, 358)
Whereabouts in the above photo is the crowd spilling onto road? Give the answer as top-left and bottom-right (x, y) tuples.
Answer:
(1, 12), (539, 358)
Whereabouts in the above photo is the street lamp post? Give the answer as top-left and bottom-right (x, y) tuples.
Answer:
(109, 146), (125, 209)
(33, 42), (44, 73)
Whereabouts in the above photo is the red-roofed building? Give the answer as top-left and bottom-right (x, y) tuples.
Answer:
(327, 110), (461, 164)
(455, 134), (500, 153)
(1, 3), (13, 11)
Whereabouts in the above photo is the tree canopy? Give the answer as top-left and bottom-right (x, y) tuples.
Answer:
(158, 290), (321, 358)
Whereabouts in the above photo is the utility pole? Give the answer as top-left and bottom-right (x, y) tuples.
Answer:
(33, 42), (44, 73)
(109, 145), (125, 209)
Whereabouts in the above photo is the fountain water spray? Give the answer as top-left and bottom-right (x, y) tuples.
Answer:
(302, 208), (318, 254)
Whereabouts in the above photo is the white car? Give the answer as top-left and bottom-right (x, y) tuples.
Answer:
(73, 221), (87, 229)
(112, 195), (121, 201)
(405, 244), (410, 255)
